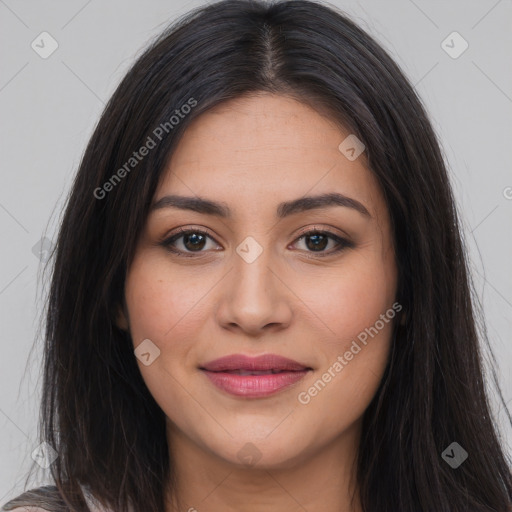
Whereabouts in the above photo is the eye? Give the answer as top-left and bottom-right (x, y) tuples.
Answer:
(291, 228), (353, 257)
(161, 227), (221, 257)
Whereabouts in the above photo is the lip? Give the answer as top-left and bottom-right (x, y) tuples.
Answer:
(200, 354), (312, 398)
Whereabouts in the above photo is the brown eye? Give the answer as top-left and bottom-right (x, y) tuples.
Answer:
(292, 229), (353, 257)
(180, 232), (207, 251)
(304, 232), (330, 251)
(162, 228), (220, 257)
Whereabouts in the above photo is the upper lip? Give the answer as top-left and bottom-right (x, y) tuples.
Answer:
(200, 354), (311, 372)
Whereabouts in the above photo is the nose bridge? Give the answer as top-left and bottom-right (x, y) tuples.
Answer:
(232, 234), (275, 303)
(216, 234), (292, 333)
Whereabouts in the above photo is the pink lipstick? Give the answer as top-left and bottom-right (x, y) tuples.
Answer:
(200, 354), (311, 398)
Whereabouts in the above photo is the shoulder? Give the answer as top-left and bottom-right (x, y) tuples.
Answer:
(1, 485), (68, 512)
(1, 485), (119, 512)
(4, 508), (49, 512)
(1, 485), (61, 511)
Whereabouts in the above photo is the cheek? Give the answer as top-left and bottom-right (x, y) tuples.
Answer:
(298, 320), (392, 434)
(297, 251), (397, 346)
(124, 255), (211, 424)
(292, 250), (396, 418)
(124, 254), (215, 414)
(124, 254), (209, 343)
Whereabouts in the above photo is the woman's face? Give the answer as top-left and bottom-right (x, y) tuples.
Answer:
(119, 93), (398, 469)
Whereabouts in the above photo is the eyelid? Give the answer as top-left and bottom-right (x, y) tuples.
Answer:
(167, 225), (218, 241)
(294, 224), (350, 240)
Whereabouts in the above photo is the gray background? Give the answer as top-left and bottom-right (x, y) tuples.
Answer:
(0, 0), (511, 503)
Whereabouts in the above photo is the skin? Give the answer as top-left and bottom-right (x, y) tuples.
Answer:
(117, 92), (399, 512)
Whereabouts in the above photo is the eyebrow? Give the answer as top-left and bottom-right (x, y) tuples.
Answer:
(150, 192), (371, 218)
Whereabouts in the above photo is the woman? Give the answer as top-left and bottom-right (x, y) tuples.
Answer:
(2, 0), (511, 511)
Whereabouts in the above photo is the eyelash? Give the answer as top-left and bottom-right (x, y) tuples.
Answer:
(159, 226), (353, 258)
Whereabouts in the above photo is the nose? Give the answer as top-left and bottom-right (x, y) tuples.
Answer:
(215, 245), (293, 337)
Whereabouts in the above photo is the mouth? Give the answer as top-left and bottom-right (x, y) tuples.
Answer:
(199, 354), (312, 398)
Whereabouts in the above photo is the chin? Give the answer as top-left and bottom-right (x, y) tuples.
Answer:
(206, 430), (312, 470)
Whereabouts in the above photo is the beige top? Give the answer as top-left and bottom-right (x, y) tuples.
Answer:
(9, 509), (55, 512)
(6, 500), (108, 512)
(2, 485), (122, 512)
(7, 508), (107, 512)
(9, 509), (47, 512)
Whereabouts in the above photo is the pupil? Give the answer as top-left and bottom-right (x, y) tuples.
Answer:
(306, 234), (327, 251)
(184, 233), (205, 251)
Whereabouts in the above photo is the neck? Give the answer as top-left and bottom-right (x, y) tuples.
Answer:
(164, 420), (363, 512)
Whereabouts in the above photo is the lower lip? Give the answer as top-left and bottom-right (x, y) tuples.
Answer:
(201, 370), (310, 398)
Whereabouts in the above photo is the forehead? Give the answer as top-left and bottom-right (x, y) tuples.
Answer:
(170, 93), (347, 165)
(156, 93), (383, 218)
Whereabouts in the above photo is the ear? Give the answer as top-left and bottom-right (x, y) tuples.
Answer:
(114, 302), (129, 331)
